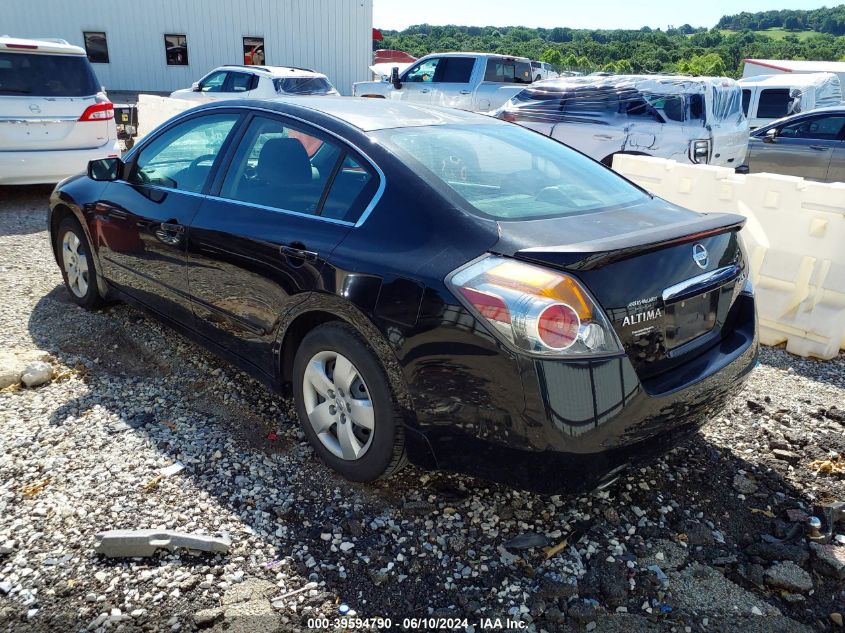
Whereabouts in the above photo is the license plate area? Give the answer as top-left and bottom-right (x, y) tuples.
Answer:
(664, 289), (720, 350)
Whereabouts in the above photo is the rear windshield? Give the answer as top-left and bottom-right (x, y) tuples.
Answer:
(273, 77), (334, 95)
(373, 123), (646, 220)
(0, 52), (100, 96)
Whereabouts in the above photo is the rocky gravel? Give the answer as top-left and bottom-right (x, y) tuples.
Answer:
(1, 184), (844, 632)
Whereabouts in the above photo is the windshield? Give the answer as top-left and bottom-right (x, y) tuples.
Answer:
(373, 123), (647, 220)
(273, 77), (335, 95)
(0, 52), (99, 96)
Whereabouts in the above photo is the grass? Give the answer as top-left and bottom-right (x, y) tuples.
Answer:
(719, 28), (819, 41)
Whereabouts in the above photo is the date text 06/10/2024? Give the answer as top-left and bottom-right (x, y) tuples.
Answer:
(305, 617), (528, 630)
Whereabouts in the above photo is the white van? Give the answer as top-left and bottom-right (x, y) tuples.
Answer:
(0, 36), (118, 185)
(738, 72), (842, 130)
(494, 75), (749, 168)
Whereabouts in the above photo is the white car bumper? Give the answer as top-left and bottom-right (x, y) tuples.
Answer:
(0, 141), (120, 185)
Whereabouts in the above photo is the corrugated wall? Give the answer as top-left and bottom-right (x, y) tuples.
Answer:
(3, 0), (372, 94)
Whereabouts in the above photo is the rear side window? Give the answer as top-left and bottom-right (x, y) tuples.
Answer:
(129, 114), (239, 193)
(757, 89), (791, 119)
(0, 52), (99, 96)
(321, 155), (377, 222)
(484, 59), (532, 84)
(229, 72), (254, 92)
(779, 115), (845, 140)
(273, 77), (334, 95)
(435, 57), (475, 83)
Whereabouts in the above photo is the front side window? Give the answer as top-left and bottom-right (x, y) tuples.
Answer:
(129, 114), (239, 192)
(0, 52), (99, 96)
(484, 59), (532, 84)
(757, 88), (791, 119)
(83, 31), (109, 64)
(779, 115), (845, 140)
(165, 34), (188, 66)
(219, 116), (341, 214)
(243, 37), (265, 65)
(374, 123), (646, 220)
(199, 71), (228, 92)
(404, 58), (439, 83)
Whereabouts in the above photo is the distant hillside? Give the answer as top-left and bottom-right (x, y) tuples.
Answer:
(717, 5), (845, 36)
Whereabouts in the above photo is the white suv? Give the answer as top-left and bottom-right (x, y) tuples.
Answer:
(0, 36), (119, 185)
(170, 65), (339, 102)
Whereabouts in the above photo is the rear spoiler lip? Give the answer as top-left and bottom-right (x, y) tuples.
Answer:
(512, 212), (746, 271)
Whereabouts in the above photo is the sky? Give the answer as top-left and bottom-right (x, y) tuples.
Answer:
(373, 0), (829, 31)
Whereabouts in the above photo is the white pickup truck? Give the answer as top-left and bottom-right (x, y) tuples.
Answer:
(352, 52), (534, 112)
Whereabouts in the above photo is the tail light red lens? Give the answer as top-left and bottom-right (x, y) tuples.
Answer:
(79, 102), (114, 122)
(448, 255), (622, 357)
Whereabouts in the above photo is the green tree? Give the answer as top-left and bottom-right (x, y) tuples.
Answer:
(677, 52), (727, 76)
(614, 59), (634, 74)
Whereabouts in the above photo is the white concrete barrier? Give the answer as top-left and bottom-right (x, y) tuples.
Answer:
(613, 154), (845, 360)
(136, 95), (196, 140)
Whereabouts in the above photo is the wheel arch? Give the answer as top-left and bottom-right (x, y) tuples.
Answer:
(601, 150), (649, 168)
(49, 198), (109, 298)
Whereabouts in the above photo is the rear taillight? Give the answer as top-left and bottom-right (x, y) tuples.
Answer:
(5, 43), (39, 49)
(79, 102), (114, 122)
(448, 255), (622, 356)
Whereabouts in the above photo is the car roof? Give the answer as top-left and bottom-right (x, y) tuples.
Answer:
(421, 51), (531, 61)
(738, 72), (838, 88)
(217, 64), (326, 78)
(0, 35), (86, 55)
(196, 96), (501, 132)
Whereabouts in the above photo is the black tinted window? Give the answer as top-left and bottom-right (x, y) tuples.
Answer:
(83, 32), (109, 64)
(436, 57), (475, 83)
(322, 155), (377, 222)
(779, 115), (845, 140)
(229, 72), (253, 92)
(741, 89), (751, 116)
(130, 114), (239, 192)
(484, 59), (532, 84)
(0, 52), (99, 96)
(757, 89), (791, 119)
(220, 116), (341, 214)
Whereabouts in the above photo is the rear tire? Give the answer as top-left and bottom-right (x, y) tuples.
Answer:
(55, 217), (103, 310)
(293, 322), (406, 482)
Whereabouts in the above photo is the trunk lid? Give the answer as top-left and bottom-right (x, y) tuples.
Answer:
(492, 198), (747, 378)
(0, 50), (109, 151)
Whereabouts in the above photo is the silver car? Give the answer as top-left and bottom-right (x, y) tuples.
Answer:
(745, 106), (845, 182)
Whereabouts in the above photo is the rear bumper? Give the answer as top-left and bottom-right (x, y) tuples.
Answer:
(0, 142), (119, 185)
(414, 293), (758, 493)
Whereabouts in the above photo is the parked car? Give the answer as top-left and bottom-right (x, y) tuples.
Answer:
(170, 65), (339, 102)
(743, 106), (845, 182)
(352, 52), (534, 112)
(531, 60), (558, 82)
(48, 98), (757, 493)
(738, 73), (842, 130)
(0, 36), (118, 185)
(495, 75), (749, 168)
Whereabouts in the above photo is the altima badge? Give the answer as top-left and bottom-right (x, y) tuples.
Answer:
(692, 243), (709, 269)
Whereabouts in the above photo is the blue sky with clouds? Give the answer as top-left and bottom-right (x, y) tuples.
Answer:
(374, 0), (829, 31)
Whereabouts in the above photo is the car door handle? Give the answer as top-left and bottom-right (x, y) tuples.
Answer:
(809, 145), (828, 151)
(154, 221), (184, 245)
(459, 90), (471, 95)
(280, 245), (318, 262)
(160, 222), (184, 233)
(420, 88), (430, 94)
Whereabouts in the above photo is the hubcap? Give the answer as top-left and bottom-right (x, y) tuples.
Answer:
(62, 231), (89, 298)
(302, 351), (374, 461)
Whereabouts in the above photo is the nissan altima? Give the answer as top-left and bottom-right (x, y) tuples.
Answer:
(48, 98), (758, 493)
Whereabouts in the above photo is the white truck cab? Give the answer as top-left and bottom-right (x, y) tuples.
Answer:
(495, 75), (749, 168)
(738, 72), (843, 130)
(352, 52), (533, 112)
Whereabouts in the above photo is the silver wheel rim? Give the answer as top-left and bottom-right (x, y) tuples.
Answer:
(62, 231), (89, 298)
(302, 350), (374, 461)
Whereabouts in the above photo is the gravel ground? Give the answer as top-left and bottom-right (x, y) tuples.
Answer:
(1, 184), (844, 633)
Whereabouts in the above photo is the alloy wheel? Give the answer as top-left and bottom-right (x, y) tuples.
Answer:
(302, 350), (374, 460)
(62, 231), (89, 298)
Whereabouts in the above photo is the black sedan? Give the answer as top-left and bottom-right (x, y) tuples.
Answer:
(48, 97), (758, 493)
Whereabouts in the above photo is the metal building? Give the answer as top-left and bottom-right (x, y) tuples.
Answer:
(3, 0), (373, 95)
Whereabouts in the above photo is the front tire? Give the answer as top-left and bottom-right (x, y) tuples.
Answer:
(293, 322), (406, 482)
(56, 217), (103, 310)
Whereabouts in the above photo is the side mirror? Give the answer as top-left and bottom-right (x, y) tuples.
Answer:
(763, 128), (778, 144)
(88, 157), (123, 181)
(192, 81), (200, 92)
(390, 66), (402, 90)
